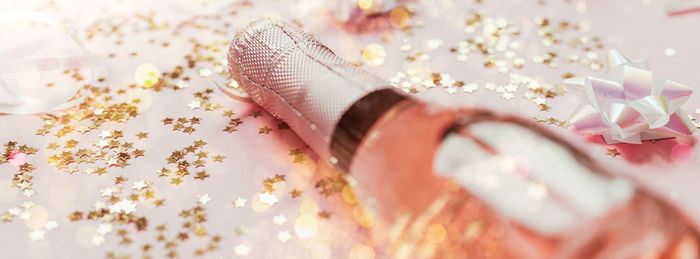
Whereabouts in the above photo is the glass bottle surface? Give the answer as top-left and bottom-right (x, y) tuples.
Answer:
(346, 100), (700, 259)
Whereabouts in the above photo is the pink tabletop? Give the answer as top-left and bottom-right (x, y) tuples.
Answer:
(0, 0), (699, 258)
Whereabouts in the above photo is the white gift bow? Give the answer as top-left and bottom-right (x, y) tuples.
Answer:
(566, 49), (695, 144)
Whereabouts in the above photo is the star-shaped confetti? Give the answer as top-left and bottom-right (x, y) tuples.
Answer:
(277, 231), (292, 243)
(234, 244), (250, 256)
(289, 189), (302, 198)
(258, 126), (272, 134)
(197, 193), (211, 205)
(606, 148), (621, 157)
(272, 215), (287, 225)
(233, 198), (247, 208)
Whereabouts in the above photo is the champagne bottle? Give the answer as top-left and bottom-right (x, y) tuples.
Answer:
(227, 18), (699, 258)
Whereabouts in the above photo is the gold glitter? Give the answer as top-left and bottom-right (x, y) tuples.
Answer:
(135, 132), (148, 139)
(289, 189), (302, 198)
(163, 117), (201, 134)
(249, 111), (262, 118)
(289, 148), (306, 164)
(314, 174), (347, 197)
(317, 210), (331, 219)
(258, 126), (272, 134)
(606, 148), (621, 157)
(534, 116), (571, 128)
(222, 110), (235, 117)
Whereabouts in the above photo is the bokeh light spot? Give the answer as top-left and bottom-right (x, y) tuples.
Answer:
(294, 215), (318, 239)
(362, 44), (386, 67)
(134, 62), (160, 88)
(349, 244), (375, 259)
(426, 224), (446, 243)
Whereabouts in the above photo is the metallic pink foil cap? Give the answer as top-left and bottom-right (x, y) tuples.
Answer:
(228, 18), (397, 162)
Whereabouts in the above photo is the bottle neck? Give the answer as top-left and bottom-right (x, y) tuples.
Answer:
(330, 88), (412, 171)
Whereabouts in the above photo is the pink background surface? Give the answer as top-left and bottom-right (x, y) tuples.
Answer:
(1, 0), (700, 258)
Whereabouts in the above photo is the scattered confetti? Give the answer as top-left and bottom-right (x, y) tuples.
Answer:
(289, 148), (306, 164)
(272, 215), (287, 225)
(234, 243), (251, 256)
(233, 198), (247, 208)
(665, 48), (678, 57)
(606, 148), (621, 157)
(162, 117), (201, 134)
(277, 231), (292, 243)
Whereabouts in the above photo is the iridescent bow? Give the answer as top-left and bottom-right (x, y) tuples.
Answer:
(566, 49), (695, 144)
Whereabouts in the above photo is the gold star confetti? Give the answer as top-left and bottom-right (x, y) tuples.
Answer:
(135, 132), (148, 139)
(249, 111), (262, 118)
(190, 89), (222, 111)
(262, 174), (286, 193)
(1, 142), (39, 198)
(223, 117), (243, 133)
(606, 148), (621, 157)
(534, 116), (571, 128)
(289, 189), (302, 198)
(318, 210), (331, 219)
(235, 225), (248, 236)
(159, 140), (220, 185)
(315, 174), (348, 197)
(277, 122), (290, 130)
(68, 211), (83, 221)
(164, 117), (201, 134)
(211, 155), (225, 163)
(162, 118), (174, 125)
(170, 177), (183, 185)
(47, 142), (60, 150)
(114, 175), (128, 184)
(194, 171), (210, 180)
(289, 148), (306, 163)
(258, 126), (272, 134)
(222, 110), (235, 117)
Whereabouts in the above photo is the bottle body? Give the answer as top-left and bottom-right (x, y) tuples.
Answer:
(225, 18), (700, 259)
(344, 99), (700, 259)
